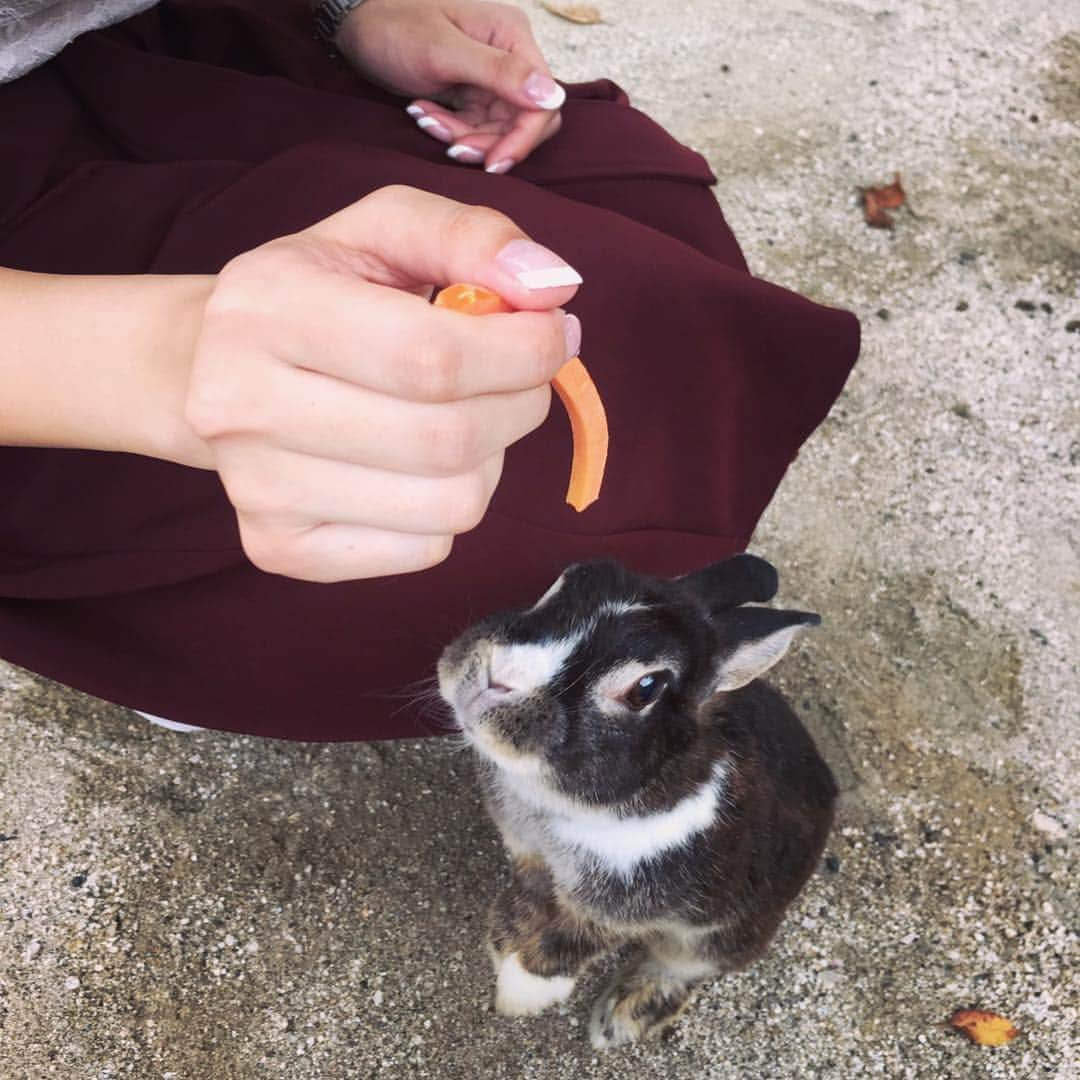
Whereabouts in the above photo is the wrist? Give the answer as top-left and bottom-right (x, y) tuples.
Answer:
(141, 274), (218, 468)
(313, 0), (370, 48)
(0, 269), (216, 469)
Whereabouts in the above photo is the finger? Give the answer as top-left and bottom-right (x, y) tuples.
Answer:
(447, 134), (501, 167)
(300, 185), (582, 309)
(220, 265), (574, 401)
(410, 100), (508, 131)
(408, 105), (499, 166)
(408, 100), (507, 142)
(226, 447), (505, 536)
(237, 517), (455, 582)
(428, 35), (566, 114)
(408, 101), (505, 165)
(213, 354), (556, 474)
(482, 110), (562, 173)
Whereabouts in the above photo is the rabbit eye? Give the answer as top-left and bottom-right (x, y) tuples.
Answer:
(624, 671), (670, 711)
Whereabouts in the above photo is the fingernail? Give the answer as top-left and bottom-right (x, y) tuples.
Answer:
(495, 239), (583, 290)
(563, 313), (582, 360)
(523, 72), (566, 110)
(406, 103), (425, 117)
(416, 115), (452, 141)
(485, 157), (516, 175)
(447, 144), (485, 164)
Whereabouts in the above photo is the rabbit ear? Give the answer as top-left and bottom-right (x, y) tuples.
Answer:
(679, 554), (779, 613)
(711, 608), (820, 692)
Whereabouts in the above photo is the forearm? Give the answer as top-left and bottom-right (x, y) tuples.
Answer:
(0, 268), (216, 468)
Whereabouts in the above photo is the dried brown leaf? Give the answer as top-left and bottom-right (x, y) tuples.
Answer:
(540, 1), (604, 25)
(948, 1009), (1022, 1047)
(860, 172), (906, 229)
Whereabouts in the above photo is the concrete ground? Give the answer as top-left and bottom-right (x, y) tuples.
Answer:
(1, 1), (1077, 1077)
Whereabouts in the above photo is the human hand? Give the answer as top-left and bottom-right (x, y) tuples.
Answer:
(336, 0), (564, 174)
(185, 186), (582, 582)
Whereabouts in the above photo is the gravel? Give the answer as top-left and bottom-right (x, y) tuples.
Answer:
(1, 1), (1076, 1077)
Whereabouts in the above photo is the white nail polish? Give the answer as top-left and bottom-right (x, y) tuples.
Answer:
(485, 158), (516, 175)
(406, 104), (425, 117)
(416, 115), (452, 141)
(447, 145), (485, 163)
(514, 266), (584, 289)
(523, 73), (567, 111)
(532, 84), (566, 110)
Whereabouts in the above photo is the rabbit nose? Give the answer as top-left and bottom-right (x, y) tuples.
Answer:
(485, 644), (528, 697)
(484, 661), (518, 697)
(459, 665), (515, 715)
(485, 639), (574, 697)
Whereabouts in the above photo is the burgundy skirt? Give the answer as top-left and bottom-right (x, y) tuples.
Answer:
(0, 0), (858, 740)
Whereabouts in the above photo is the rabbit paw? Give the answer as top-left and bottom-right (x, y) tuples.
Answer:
(588, 974), (692, 1049)
(495, 952), (576, 1016)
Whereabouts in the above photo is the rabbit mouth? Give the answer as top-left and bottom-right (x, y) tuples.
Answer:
(462, 682), (528, 717)
(465, 722), (545, 778)
(463, 683), (501, 714)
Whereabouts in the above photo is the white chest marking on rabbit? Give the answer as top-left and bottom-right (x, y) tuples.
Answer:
(495, 764), (731, 882)
(547, 762), (730, 878)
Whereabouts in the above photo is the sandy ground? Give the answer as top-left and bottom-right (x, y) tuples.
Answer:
(1, 1), (1077, 1077)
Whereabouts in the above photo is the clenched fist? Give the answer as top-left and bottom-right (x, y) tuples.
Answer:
(185, 186), (582, 582)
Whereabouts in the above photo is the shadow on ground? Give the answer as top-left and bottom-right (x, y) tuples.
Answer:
(1, 1), (1076, 1077)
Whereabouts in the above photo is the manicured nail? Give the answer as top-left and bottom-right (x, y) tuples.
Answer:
(447, 144), (485, 164)
(495, 239), (582, 290)
(416, 115), (452, 141)
(523, 72), (566, 110)
(406, 103), (425, 117)
(563, 313), (582, 359)
(485, 158), (516, 175)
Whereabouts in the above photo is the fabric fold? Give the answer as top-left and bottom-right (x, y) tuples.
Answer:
(0, 0), (858, 739)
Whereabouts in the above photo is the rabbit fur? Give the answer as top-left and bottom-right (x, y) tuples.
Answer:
(437, 554), (836, 1048)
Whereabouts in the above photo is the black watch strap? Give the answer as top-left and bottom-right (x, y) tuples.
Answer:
(313, 0), (367, 45)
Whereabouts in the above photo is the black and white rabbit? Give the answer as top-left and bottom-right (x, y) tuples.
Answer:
(437, 554), (836, 1048)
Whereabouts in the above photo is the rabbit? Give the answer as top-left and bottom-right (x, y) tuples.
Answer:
(436, 553), (837, 1049)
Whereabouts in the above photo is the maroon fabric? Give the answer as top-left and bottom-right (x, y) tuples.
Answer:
(0, 0), (859, 740)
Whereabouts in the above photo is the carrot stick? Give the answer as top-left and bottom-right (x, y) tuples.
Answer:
(433, 284), (608, 512)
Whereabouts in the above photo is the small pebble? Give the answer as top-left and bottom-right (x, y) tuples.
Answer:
(1032, 811), (1066, 839)
(64, 976), (80, 991)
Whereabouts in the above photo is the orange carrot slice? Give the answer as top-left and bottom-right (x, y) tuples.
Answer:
(432, 282), (511, 317)
(550, 357), (607, 512)
(433, 283), (608, 512)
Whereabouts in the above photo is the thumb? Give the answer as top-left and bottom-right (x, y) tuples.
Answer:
(300, 186), (581, 310)
(441, 37), (566, 112)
